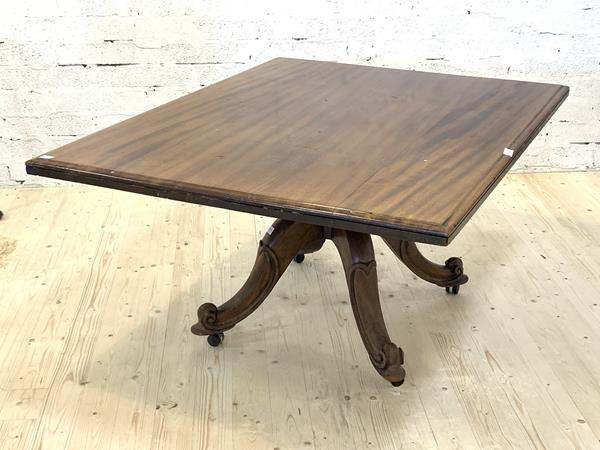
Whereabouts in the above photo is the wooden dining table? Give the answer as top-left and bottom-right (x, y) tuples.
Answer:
(26, 57), (568, 386)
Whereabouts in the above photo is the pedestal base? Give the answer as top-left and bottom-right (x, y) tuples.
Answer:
(191, 219), (468, 386)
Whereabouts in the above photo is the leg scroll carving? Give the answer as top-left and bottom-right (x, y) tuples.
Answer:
(191, 219), (323, 338)
(382, 238), (468, 294)
(332, 230), (406, 386)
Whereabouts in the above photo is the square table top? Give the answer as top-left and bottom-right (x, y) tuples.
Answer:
(26, 57), (568, 245)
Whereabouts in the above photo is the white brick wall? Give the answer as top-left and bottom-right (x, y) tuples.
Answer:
(1, 0), (598, 185)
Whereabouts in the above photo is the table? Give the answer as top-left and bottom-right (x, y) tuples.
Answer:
(26, 58), (568, 386)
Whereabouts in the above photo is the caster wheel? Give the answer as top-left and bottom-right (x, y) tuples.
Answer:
(207, 332), (224, 347)
(445, 285), (460, 295)
(391, 380), (404, 387)
(294, 253), (305, 263)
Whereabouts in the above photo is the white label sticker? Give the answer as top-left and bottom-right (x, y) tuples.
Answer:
(39, 154), (54, 159)
(267, 225), (275, 235)
(503, 148), (514, 157)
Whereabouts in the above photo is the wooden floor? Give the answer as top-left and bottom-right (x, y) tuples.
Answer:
(0, 171), (599, 450)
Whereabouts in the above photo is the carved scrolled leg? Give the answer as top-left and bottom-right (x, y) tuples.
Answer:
(191, 219), (323, 340)
(382, 238), (468, 294)
(332, 230), (406, 386)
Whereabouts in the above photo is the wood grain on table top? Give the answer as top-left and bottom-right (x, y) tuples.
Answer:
(26, 57), (568, 245)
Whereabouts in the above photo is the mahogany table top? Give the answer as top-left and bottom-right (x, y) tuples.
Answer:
(26, 58), (568, 244)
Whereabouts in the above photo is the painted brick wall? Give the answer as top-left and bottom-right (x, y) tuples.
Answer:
(1, 0), (598, 185)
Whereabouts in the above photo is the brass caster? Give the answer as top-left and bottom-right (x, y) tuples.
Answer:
(207, 332), (224, 347)
(445, 285), (460, 295)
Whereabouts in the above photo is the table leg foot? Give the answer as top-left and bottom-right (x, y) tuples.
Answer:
(294, 236), (325, 263)
(191, 219), (323, 338)
(382, 238), (468, 292)
(333, 230), (406, 386)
